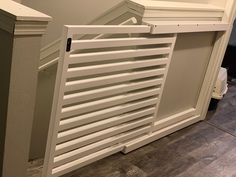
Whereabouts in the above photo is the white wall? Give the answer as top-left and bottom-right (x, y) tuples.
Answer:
(22, 0), (123, 47)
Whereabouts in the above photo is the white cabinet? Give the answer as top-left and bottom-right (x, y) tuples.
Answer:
(43, 0), (236, 176)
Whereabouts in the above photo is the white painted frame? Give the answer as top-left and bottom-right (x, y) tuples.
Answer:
(43, 25), (177, 177)
(123, 0), (236, 153)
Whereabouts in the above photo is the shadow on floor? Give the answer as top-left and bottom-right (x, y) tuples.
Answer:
(206, 84), (236, 136)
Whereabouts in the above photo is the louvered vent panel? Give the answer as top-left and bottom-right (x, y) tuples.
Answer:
(44, 25), (176, 177)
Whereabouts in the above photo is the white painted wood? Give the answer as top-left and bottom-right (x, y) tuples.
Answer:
(198, 0), (236, 119)
(142, 10), (224, 18)
(52, 146), (124, 177)
(127, 0), (224, 11)
(63, 78), (162, 105)
(69, 47), (171, 65)
(66, 25), (150, 34)
(55, 117), (153, 156)
(153, 108), (196, 132)
(14, 21), (50, 35)
(123, 115), (201, 153)
(42, 27), (72, 177)
(146, 21), (229, 34)
(42, 1), (236, 177)
(67, 58), (168, 78)
(142, 17), (222, 22)
(53, 126), (149, 167)
(60, 97), (158, 131)
(38, 57), (59, 71)
(38, 17), (138, 71)
(65, 68), (165, 92)
(61, 88), (160, 119)
(92, 17), (138, 39)
(0, 2), (51, 177)
(151, 33), (177, 133)
(57, 116), (153, 146)
(58, 108), (155, 142)
(122, 0), (235, 155)
(43, 25), (174, 177)
(37, 0), (229, 71)
(71, 37), (174, 50)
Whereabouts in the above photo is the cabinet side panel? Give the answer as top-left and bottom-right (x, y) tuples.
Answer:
(157, 32), (215, 120)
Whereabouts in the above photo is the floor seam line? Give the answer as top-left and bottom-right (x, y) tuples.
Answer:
(204, 120), (236, 138)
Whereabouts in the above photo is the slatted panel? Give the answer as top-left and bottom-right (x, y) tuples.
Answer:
(43, 25), (177, 177)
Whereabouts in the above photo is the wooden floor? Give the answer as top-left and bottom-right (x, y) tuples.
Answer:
(28, 85), (236, 177)
(207, 85), (236, 136)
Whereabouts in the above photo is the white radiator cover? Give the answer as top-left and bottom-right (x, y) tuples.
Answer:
(42, 0), (236, 176)
(43, 25), (177, 177)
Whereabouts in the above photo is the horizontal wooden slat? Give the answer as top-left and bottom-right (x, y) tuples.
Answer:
(65, 68), (165, 92)
(67, 58), (168, 78)
(63, 78), (162, 105)
(52, 145), (124, 177)
(60, 97), (158, 131)
(71, 37), (174, 50)
(60, 88), (160, 119)
(55, 117), (153, 154)
(53, 126), (149, 167)
(69, 47), (171, 64)
(58, 107), (155, 142)
(66, 25), (151, 34)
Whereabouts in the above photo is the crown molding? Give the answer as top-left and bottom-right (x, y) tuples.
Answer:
(14, 21), (49, 35)
(0, 1), (51, 35)
(0, 14), (49, 35)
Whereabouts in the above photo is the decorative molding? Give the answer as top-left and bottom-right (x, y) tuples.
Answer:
(0, 12), (50, 36)
(127, 0), (225, 12)
(0, 0), (51, 22)
(0, 1), (51, 35)
(14, 21), (49, 35)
